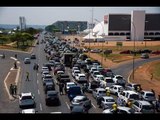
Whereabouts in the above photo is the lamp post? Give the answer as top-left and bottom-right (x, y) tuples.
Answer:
(94, 19), (105, 65)
(131, 21), (136, 81)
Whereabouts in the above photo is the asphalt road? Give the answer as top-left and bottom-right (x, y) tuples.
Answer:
(1, 32), (160, 113)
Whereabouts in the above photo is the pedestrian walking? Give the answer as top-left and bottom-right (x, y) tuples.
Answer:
(10, 84), (14, 96)
(13, 85), (17, 95)
(14, 61), (17, 69)
(58, 83), (63, 95)
(151, 73), (153, 80)
(15, 54), (17, 58)
(26, 72), (30, 81)
(106, 89), (110, 96)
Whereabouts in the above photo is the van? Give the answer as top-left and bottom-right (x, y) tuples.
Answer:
(68, 86), (82, 101)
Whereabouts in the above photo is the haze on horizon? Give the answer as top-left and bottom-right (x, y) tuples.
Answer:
(0, 7), (159, 26)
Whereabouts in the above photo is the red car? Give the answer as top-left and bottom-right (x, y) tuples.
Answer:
(152, 50), (160, 55)
(119, 50), (132, 54)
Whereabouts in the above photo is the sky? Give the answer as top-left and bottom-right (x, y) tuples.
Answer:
(0, 7), (160, 25)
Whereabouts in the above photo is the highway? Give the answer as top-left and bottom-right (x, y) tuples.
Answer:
(0, 32), (160, 113)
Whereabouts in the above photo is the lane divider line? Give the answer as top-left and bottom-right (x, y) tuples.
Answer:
(4, 72), (13, 100)
(65, 102), (70, 110)
(91, 103), (96, 109)
(10, 57), (18, 61)
(15, 67), (21, 85)
(127, 71), (133, 83)
(37, 80), (39, 84)
(38, 89), (40, 95)
(40, 103), (42, 111)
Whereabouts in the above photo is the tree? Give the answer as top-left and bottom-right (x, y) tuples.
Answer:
(0, 36), (8, 45)
(21, 33), (33, 46)
(10, 32), (22, 48)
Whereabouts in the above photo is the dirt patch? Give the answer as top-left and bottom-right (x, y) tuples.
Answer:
(131, 61), (160, 97)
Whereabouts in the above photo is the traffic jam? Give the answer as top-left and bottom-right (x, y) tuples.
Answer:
(19, 31), (160, 114)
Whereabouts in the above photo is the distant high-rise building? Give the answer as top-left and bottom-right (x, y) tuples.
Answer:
(19, 16), (26, 31)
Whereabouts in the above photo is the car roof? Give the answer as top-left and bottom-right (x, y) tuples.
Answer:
(117, 106), (131, 111)
(67, 82), (76, 85)
(123, 90), (138, 94)
(141, 90), (154, 94)
(47, 90), (58, 94)
(96, 75), (104, 77)
(112, 85), (123, 88)
(21, 92), (32, 96)
(74, 95), (86, 100)
(78, 74), (85, 76)
(135, 100), (151, 105)
(102, 96), (114, 99)
(21, 109), (35, 113)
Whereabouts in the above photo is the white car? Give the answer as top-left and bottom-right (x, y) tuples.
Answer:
(91, 71), (101, 79)
(89, 67), (97, 74)
(24, 58), (31, 64)
(139, 90), (156, 103)
(66, 82), (77, 92)
(118, 90), (140, 104)
(56, 70), (65, 75)
(72, 67), (79, 72)
(100, 77), (115, 88)
(41, 67), (49, 73)
(102, 106), (137, 114)
(94, 75), (104, 82)
(109, 85), (124, 96)
(100, 96), (116, 110)
(92, 88), (106, 99)
(21, 109), (37, 114)
(132, 100), (155, 113)
(42, 71), (50, 78)
(112, 75), (126, 87)
(75, 74), (87, 83)
(72, 70), (81, 78)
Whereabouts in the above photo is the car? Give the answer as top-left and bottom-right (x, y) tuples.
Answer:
(45, 90), (60, 106)
(24, 58), (31, 64)
(70, 105), (88, 114)
(42, 74), (52, 80)
(66, 82), (77, 93)
(44, 82), (55, 94)
(43, 78), (53, 86)
(75, 73), (87, 83)
(72, 70), (81, 78)
(141, 53), (149, 59)
(42, 71), (50, 78)
(94, 75), (104, 82)
(100, 77), (115, 88)
(68, 86), (83, 101)
(41, 67), (49, 73)
(57, 74), (70, 83)
(92, 88), (106, 100)
(30, 54), (36, 59)
(100, 96), (115, 110)
(132, 100), (155, 113)
(139, 90), (156, 103)
(91, 71), (101, 79)
(102, 106), (137, 114)
(118, 90), (140, 104)
(125, 83), (142, 92)
(70, 95), (92, 110)
(21, 108), (37, 114)
(19, 92), (36, 109)
(112, 75), (126, 87)
(83, 81), (99, 93)
(109, 85), (124, 96)
(89, 67), (97, 74)
(72, 67), (80, 72)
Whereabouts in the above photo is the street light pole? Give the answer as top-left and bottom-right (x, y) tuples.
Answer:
(131, 21), (136, 81)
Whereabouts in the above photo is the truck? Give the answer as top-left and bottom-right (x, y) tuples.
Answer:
(63, 53), (74, 67)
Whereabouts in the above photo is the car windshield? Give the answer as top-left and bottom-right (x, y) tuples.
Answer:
(146, 93), (155, 97)
(80, 76), (85, 80)
(48, 93), (57, 97)
(68, 84), (76, 87)
(117, 76), (123, 79)
(142, 105), (153, 110)
(130, 94), (139, 100)
(22, 96), (32, 100)
(99, 91), (106, 94)
(106, 99), (115, 102)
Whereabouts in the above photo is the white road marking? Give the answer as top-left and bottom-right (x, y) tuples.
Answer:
(38, 89), (40, 95)
(10, 67), (14, 70)
(65, 102), (70, 110)
(15, 67), (21, 85)
(37, 80), (39, 84)
(4, 72), (13, 100)
(91, 103), (96, 109)
(40, 103), (42, 111)
(127, 71), (133, 83)
(37, 73), (39, 76)
(10, 57), (17, 61)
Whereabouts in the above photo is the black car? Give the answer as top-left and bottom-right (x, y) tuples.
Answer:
(30, 54), (36, 59)
(44, 82), (55, 94)
(45, 91), (60, 106)
(71, 105), (88, 114)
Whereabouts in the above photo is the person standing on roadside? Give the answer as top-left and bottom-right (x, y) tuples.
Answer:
(13, 85), (17, 95)
(10, 84), (14, 96)
(26, 72), (30, 81)
(14, 61), (17, 69)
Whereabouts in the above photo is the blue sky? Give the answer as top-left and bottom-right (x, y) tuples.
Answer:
(0, 7), (159, 25)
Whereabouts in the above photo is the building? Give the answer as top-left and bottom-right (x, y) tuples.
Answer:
(19, 16), (26, 31)
(52, 21), (87, 34)
(86, 10), (160, 41)
(107, 10), (160, 40)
